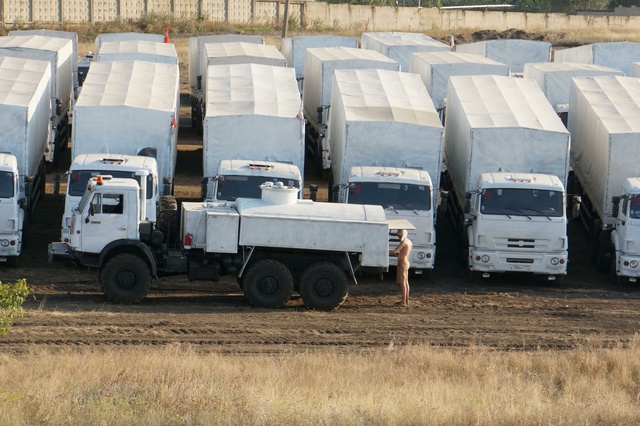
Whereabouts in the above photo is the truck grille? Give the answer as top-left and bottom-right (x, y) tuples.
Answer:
(507, 238), (535, 249)
(506, 258), (534, 264)
(494, 238), (549, 250)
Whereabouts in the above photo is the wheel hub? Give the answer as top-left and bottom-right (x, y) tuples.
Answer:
(116, 270), (137, 291)
(258, 276), (279, 296)
(314, 278), (334, 298)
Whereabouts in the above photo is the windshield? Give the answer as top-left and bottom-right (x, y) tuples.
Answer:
(629, 196), (640, 219)
(0, 171), (14, 198)
(481, 188), (563, 218)
(348, 182), (431, 210)
(69, 170), (153, 199)
(217, 175), (300, 201)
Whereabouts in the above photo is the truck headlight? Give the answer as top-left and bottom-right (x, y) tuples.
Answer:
(551, 257), (559, 266)
(631, 261), (638, 269)
(1, 239), (8, 247)
(417, 252), (426, 260)
(481, 255), (490, 263)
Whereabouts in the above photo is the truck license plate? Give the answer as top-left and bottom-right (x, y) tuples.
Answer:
(508, 265), (531, 271)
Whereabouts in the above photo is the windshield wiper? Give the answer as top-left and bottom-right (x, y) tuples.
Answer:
(384, 205), (398, 214)
(499, 207), (531, 220)
(523, 208), (553, 221)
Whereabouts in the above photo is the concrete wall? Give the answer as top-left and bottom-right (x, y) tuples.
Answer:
(3, 0), (640, 34)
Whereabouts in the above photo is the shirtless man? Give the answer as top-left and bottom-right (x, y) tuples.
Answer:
(390, 229), (413, 307)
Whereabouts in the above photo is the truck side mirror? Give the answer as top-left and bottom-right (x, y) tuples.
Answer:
(571, 195), (582, 219)
(197, 75), (202, 90)
(309, 184), (318, 201)
(463, 193), (471, 214)
(200, 177), (209, 201)
(331, 185), (340, 203)
(611, 196), (620, 217)
(439, 190), (449, 214)
(55, 98), (62, 116)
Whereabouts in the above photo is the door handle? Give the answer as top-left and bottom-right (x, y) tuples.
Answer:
(118, 226), (127, 230)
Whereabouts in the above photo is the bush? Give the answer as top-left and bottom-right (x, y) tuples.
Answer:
(0, 279), (31, 335)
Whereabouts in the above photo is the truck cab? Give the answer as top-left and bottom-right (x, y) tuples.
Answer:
(61, 154), (158, 243)
(204, 159), (302, 202)
(465, 172), (568, 281)
(0, 154), (24, 265)
(611, 178), (640, 283)
(339, 166), (436, 274)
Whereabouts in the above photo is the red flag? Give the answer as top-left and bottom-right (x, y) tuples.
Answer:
(164, 26), (170, 43)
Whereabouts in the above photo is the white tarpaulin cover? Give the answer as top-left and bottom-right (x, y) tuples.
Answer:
(204, 63), (304, 178)
(523, 62), (623, 109)
(97, 40), (178, 64)
(328, 68), (444, 197)
(631, 62), (640, 77)
(361, 32), (450, 72)
(0, 35), (73, 118)
(444, 75), (570, 206)
(95, 32), (164, 54)
(456, 40), (551, 74)
(0, 56), (50, 182)
(188, 35), (264, 91)
(303, 47), (399, 129)
(280, 36), (358, 80)
(554, 42), (640, 76)
(201, 42), (286, 100)
(569, 76), (640, 224)
(409, 51), (509, 109)
(73, 60), (179, 191)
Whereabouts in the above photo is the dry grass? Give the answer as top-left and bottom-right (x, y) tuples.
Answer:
(2, 342), (640, 424)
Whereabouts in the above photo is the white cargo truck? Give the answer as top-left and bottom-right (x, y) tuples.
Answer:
(203, 63), (305, 201)
(72, 60), (179, 197)
(0, 35), (73, 165)
(524, 62), (623, 126)
(554, 42), (640, 76)
(568, 76), (640, 283)
(456, 39), (552, 74)
(280, 35), (358, 90)
(444, 75), (572, 282)
(327, 69), (444, 275)
(9, 29), (79, 98)
(60, 154), (159, 244)
(0, 57), (51, 266)
(361, 32), (450, 72)
(302, 47), (400, 175)
(96, 40), (178, 64)
(49, 177), (396, 310)
(409, 51), (509, 123)
(188, 35), (264, 130)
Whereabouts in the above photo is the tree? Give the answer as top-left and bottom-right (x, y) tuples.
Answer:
(0, 279), (31, 335)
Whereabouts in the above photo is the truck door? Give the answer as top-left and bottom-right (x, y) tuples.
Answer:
(81, 191), (131, 253)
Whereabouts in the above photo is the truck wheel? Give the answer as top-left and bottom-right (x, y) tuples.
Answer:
(457, 231), (470, 269)
(468, 270), (482, 283)
(554, 275), (564, 286)
(610, 253), (628, 287)
(595, 231), (612, 274)
(100, 253), (151, 304)
(157, 196), (179, 247)
(6, 256), (20, 268)
(243, 259), (294, 308)
(299, 262), (348, 311)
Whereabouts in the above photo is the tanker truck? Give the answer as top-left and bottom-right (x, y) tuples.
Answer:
(568, 76), (640, 284)
(444, 75), (573, 282)
(49, 176), (398, 310)
(0, 57), (51, 266)
(327, 69), (444, 276)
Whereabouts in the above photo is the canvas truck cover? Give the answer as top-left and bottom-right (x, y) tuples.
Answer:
(523, 62), (623, 109)
(569, 76), (640, 226)
(72, 60), (179, 191)
(96, 40), (178, 64)
(0, 57), (50, 185)
(631, 62), (640, 77)
(280, 36), (358, 81)
(203, 63), (304, 179)
(456, 40), (551, 74)
(234, 197), (390, 267)
(201, 42), (286, 101)
(444, 75), (570, 208)
(361, 32), (450, 72)
(188, 35), (264, 91)
(9, 30), (78, 95)
(95, 32), (164, 54)
(409, 51), (509, 110)
(554, 42), (640, 76)
(328, 68), (444, 199)
(0, 35), (73, 119)
(302, 47), (399, 130)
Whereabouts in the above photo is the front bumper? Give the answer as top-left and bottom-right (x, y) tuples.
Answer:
(469, 248), (567, 275)
(389, 245), (435, 270)
(0, 234), (21, 259)
(616, 253), (640, 280)
(48, 242), (75, 262)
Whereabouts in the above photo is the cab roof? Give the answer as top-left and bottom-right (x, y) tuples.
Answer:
(479, 172), (564, 190)
(217, 159), (302, 178)
(348, 166), (432, 186)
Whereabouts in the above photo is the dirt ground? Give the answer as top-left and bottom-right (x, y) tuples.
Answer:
(2, 35), (640, 354)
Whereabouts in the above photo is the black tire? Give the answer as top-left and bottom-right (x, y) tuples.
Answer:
(595, 231), (612, 273)
(100, 253), (151, 304)
(457, 230), (470, 269)
(6, 256), (20, 268)
(468, 270), (482, 283)
(554, 275), (564, 286)
(299, 262), (349, 311)
(243, 259), (294, 308)
(157, 195), (179, 247)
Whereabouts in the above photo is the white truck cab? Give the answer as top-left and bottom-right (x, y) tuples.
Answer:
(465, 172), (568, 280)
(61, 154), (158, 242)
(611, 178), (640, 282)
(341, 166), (436, 274)
(205, 159), (302, 202)
(0, 154), (23, 265)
